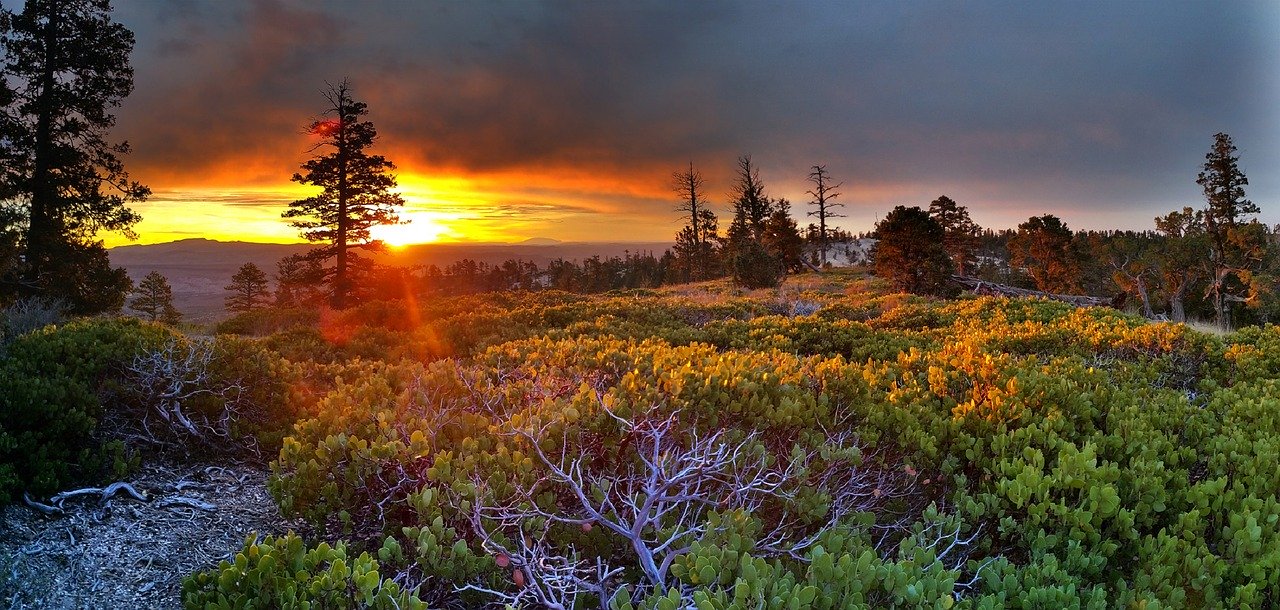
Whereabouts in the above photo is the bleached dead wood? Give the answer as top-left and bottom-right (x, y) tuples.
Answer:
(23, 479), (227, 517)
(461, 402), (914, 608)
(123, 338), (248, 445)
(951, 275), (1112, 307)
(50, 481), (149, 505)
(157, 496), (217, 511)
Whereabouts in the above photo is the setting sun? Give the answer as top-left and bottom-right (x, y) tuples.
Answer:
(371, 211), (452, 246)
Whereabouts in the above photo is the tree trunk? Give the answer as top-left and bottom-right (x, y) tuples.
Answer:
(1135, 277), (1154, 319)
(24, 8), (60, 290)
(819, 213), (828, 266)
(334, 97), (350, 310)
(1211, 269), (1230, 331)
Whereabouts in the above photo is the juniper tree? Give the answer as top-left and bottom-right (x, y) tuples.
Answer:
(0, 0), (148, 313)
(871, 206), (955, 296)
(130, 270), (180, 325)
(805, 165), (844, 265)
(1152, 207), (1205, 323)
(224, 262), (271, 313)
(283, 81), (404, 309)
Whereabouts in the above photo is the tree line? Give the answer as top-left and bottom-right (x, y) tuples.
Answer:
(872, 132), (1268, 330)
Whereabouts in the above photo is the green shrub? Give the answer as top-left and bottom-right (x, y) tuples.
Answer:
(731, 240), (784, 289)
(0, 317), (173, 501)
(182, 533), (426, 609)
(215, 307), (319, 336)
(224, 288), (1280, 606)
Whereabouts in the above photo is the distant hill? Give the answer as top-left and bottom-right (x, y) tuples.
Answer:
(518, 237), (563, 245)
(108, 238), (672, 324)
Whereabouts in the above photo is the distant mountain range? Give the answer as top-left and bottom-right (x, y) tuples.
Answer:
(108, 238), (672, 323)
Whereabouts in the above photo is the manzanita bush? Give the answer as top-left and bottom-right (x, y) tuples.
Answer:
(17, 280), (1277, 608)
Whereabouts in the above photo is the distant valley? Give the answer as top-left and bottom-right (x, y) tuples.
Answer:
(108, 238), (672, 324)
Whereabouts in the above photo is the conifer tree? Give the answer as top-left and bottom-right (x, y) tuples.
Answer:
(928, 196), (980, 276)
(1152, 207), (1204, 323)
(1009, 215), (1081, 294)
(283, 81), (404, 309)
(224, 262), (271, 313)
(130, 270), (180, 325)
(729, 155), (772, 235)
(0, 0), (148, 313)
(723, 155), (787, 288)
(274, 254), (324, 307)
(872, 206), (955, 296)
(762, 199), (805, 273)
(672, 208), (719, 282)
(1196, 132), (1263, 330)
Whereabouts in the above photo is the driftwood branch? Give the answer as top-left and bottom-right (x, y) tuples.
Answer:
(24, 481), (222, 516)
(157, 496), (217, 511)
(23, 493), (63, 517)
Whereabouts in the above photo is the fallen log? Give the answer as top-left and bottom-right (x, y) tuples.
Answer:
(951, 275), (1113, 308)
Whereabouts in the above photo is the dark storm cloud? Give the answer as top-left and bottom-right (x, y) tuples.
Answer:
(113, 0), (1278, 230)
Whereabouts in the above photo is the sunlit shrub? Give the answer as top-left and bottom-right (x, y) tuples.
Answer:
(182, 533), (426, 609)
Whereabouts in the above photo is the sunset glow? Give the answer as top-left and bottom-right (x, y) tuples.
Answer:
(370, 212), (453, 247)
(97, 2), (1277, 249)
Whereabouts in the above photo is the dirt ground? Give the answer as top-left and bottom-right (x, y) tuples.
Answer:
(0, 460), (300, 609)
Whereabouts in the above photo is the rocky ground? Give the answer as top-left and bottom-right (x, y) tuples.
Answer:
(0, 460), (300, 609)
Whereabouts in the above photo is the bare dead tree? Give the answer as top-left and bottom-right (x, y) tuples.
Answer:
(461, 402), (912, 607)
(673, 162), (715, 280)
(458, 511), (624, 609)
(806, 165), (845, 265)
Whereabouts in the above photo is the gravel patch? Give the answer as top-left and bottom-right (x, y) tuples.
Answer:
(0, 460), (298, 609)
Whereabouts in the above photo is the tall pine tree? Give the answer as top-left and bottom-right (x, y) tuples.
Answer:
(224, 262), (271, 313)
(0, 0), (148, 313)
(130, 270), (180, 325)
(283, 81), (404, 309)
(928, 196), (980, 276)
(1196, 132), (1263, 330)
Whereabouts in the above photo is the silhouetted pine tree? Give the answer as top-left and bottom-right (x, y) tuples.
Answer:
(130, 270), (180, 325)
(0, 0), (148, 313)
(224, 262), (271, 313)
(283, 81), (404, 309)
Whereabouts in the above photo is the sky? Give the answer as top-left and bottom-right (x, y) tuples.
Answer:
(91, 0), (1280, 246)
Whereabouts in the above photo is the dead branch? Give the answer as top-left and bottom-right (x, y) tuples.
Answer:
(157, 496), (217, 511)
(23, 493), (63, 517)
(122, 338), (250, 446)
(49, 482), (149, 506)
(461, 399), (904, 607)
